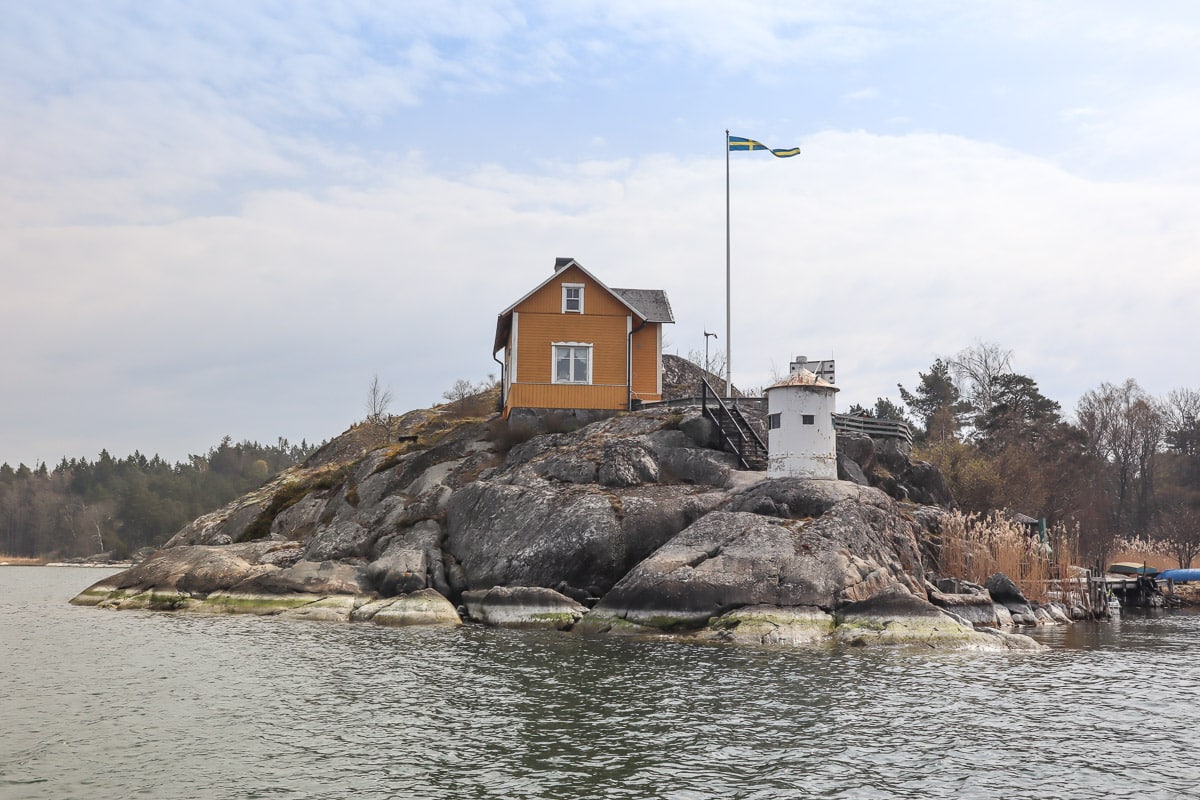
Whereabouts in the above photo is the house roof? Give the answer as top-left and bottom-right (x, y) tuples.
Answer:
(610, 288), (675, 324)
(493, 258), (673, 354)
(1005, 510), (1040, 526)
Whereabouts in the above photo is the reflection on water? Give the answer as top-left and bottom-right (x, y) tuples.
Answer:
(3, 568), (1198, 799)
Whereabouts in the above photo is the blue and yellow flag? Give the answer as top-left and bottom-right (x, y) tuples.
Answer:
(729, 135), (800, 158)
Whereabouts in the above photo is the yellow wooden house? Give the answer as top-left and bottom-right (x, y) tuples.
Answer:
(493, 257), (674, 417)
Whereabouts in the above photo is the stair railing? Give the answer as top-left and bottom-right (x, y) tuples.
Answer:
(700, 378), (766, 470)
(728, 405), (767, 456)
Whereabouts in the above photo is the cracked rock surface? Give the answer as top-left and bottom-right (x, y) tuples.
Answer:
(70, 399), (1043, 650)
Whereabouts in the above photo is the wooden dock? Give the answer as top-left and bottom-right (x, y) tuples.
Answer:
(1104, 574), (1163, 609)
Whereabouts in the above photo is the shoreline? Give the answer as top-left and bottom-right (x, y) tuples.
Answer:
(70, 578), (1049, 652)
(1, 560), (132, 568)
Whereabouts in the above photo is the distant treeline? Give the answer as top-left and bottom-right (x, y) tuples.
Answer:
(0, 437), (317, 559)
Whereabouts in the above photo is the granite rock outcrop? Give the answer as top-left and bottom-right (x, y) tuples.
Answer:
(74, 399), (1046, 651)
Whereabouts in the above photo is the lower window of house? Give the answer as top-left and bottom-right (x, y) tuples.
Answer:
(554, 345), (590, 383)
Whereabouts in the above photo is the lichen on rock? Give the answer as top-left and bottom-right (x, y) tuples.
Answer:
(461, 586), (587, 630)
(70, 399), (1049, 652)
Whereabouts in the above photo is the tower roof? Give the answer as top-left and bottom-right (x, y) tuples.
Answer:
(766, 368), (839, 392)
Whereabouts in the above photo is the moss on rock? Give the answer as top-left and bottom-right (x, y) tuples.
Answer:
(700, 605), (835, 646)
(367, 589), (461, 627)
(200, 591), (332, 615)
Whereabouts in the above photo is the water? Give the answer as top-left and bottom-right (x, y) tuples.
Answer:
(3, 568), (1198, 800)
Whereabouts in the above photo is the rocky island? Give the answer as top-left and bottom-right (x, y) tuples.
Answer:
(73, 362), (1061, 651)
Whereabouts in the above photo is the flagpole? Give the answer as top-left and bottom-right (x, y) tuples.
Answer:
(725, 129), (732, 400)
(723, 132), (798, 402)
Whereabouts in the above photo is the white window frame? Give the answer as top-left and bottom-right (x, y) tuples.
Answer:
(561, 283), (584, 314)
(552, 342), (593, 384)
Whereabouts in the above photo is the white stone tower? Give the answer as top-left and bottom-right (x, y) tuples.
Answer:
(765, 368), (839, 479)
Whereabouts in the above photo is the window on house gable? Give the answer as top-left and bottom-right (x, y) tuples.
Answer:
(554, 344), (591, 383)
(562, 284), (584, 313)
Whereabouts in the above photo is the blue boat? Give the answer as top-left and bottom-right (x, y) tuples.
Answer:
(1157, 569), (1200, 583)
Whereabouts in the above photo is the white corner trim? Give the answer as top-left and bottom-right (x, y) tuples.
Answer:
(656, 323), (663, 395)
(511, 311), (519, 382)
(627, 315), (633, 399)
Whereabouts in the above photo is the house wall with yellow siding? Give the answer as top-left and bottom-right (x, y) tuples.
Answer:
(515, 312), (629, 386)
(630, 322), (662, 401)
(515, 265), (631, 316)
(507, 382), (629, 411)
(499, 262), (668, 415)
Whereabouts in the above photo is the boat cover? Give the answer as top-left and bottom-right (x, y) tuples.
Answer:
(1108, 562), (1160, 576)
(1156, 569), (1200, 583)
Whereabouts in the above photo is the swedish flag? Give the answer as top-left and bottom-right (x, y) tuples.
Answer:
(729, 135), (800, 158)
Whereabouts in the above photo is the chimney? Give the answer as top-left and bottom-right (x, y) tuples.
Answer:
(554, 257), (574, 273)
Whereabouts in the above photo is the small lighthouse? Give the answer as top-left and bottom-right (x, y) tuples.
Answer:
(765, 357), (839, 479)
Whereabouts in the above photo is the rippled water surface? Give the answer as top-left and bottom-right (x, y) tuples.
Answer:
(3, 567), (1199, 799)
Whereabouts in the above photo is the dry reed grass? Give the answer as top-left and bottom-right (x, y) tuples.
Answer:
(1109, 536), (1177, 571)
(0, 554), (47, 566)
(936, 512), (1078, 602)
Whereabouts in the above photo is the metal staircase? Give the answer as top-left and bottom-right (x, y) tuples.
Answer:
(700, 378), (767, 470)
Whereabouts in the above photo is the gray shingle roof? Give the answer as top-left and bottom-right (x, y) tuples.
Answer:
(610, 288), (675, 324)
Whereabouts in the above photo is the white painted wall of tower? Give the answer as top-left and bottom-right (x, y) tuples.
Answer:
(766, 383), (839, 479)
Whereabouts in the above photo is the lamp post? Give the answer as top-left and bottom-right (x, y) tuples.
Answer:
(704, 330), (718, 393)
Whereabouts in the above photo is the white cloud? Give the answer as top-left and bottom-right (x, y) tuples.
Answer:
(1060, 88), (1200, 181)
(5, 1), (1200, 465)
(560, 1), (894, 67)
(5, 127), (1198, 464)
(842, 88), (879, 102)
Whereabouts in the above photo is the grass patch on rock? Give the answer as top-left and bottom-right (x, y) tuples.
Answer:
(236, 465), (352, 543)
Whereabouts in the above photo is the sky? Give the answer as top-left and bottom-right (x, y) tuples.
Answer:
(3, 1), (1199, 467)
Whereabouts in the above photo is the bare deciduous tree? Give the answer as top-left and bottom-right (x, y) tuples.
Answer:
(365, 374), (393, 424)
(1151, 504), (1200, 569)
(949, 340), (1014, 417)
(442, 378), (478, 402)
(686, 347), (726, 381)
(64, 499), (114, 554)
(684, 347), (730, 394)
(442, 375), (497, 402)
(1077, 379), (1164, 532)
(1161, 387), (1200, 455)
